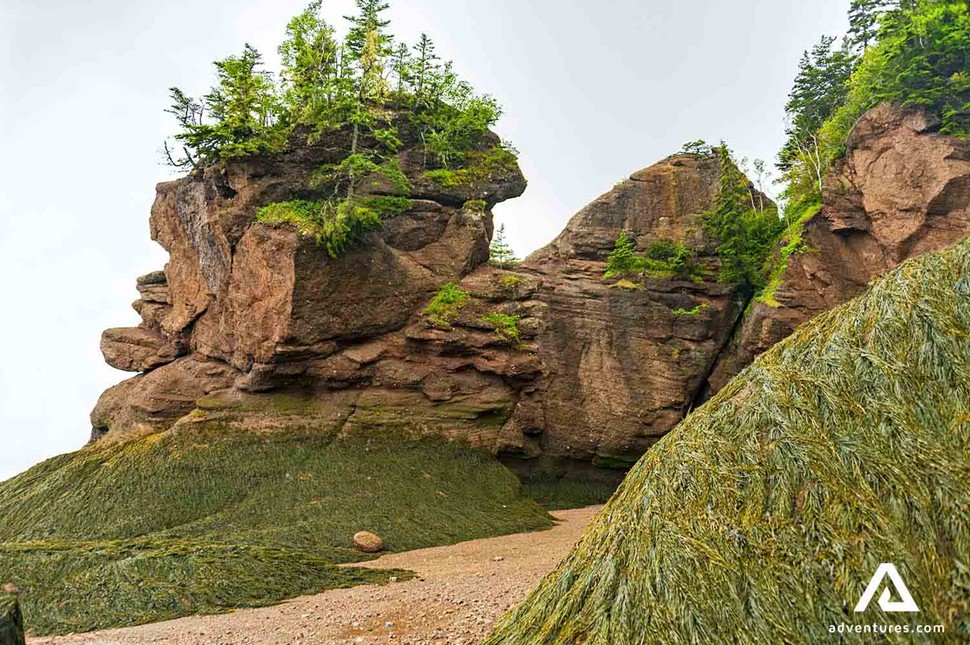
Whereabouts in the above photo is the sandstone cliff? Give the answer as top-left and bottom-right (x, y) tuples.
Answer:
(93, 125), (756, 477)
(92, 103), (970, 477)
(708, 104), (970, 392)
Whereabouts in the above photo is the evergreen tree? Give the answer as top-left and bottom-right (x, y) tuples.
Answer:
(848, 0), (897, 50)
(344, 0), (392, 58)
(163, 0), (512, 182)
(411, 34), (440, 105)
(778, 36), (856, 174)
(605, 232), (639, 278)
(167, 44), (282, 167)
(489, 224), (518, 267)
(279, 1), (338, 123)
(706, 146), (784, 292)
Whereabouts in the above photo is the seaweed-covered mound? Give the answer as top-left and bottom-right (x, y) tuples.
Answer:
(0, 429), (551, 636)
(486, 238), (970, 643)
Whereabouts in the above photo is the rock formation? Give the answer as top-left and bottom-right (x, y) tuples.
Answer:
(708, 104), (970, 391)
(92, 138), (752, 477)
(92, 103), (970, 476)
(485, 235), (970, 644)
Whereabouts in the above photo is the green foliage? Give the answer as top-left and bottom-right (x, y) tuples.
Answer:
(164, 1), (515, 178)
(643, 238), (698, 278)
(424, 144), (518, 187)
(489, 224), (519, 267)
(828, 2), (970, 140)
(782, 1), (970, 207)
(463, 199), (487, 212)
(256, 196), (409, 258)
(604, 233), (639, 278)
(317, 155), (411, 196)
(0, 429), (552, 636)
(423, 282), (470, 328)
(165, 45), (285, 168)
(680, 139), (713, 155)
(482, 312), (521, 344)
(704, 146), (785, 292)
(778, 36), (857, 177)
(848, 0), (898, 50)
(487, 237), (970, 644)
(759, 197), (823, 307)
(605, 234), (706, 282)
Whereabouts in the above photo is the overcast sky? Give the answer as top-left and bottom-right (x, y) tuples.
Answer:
(0, 0), (849, 480)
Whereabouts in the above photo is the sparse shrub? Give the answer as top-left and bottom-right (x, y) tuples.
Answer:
(256, 196), (410, 259)
(482, 312), (521, 344)
(605, 234), (705, 282)
(489, 224), (519, 267)
(498, 274), (521, 293)
(424, 282), (470, 328)
(463, 199), (487, 213)
(424, 145), (518, 188)
(604, 233), (639, 278)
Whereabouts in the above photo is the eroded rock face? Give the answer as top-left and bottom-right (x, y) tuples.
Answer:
(94, 104), (968, 475)
(92, 120), (527, 440)
(513, 154), (748, 470)
(708, 104), (970, 392)
(92, 144), (753, 476)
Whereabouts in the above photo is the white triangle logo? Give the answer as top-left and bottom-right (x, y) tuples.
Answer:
(854, 563), (919, 613)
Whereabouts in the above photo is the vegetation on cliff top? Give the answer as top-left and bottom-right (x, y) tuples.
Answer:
(0, 429), (551, 636)
(164, 0), (510, 173)
(605, 145), (784, 293)
(165, 0), (518, 257)
(781, 0), (970, 206)
(487, 237), (970, 643)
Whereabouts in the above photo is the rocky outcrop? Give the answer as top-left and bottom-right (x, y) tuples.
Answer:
(708, 104), (970, 392)
(92, 133), (750, 475)
(507, 154), (750, 470)
(92, 118), (528, 442)
(93, 103), (969, 475)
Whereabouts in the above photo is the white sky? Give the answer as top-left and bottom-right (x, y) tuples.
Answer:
(0, 0), (849, 480)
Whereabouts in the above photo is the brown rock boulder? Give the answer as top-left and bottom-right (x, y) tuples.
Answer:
(100, 327), (182, 373)
(91, 356), (238, 441)
(353, 531), (384, 553)
(708, 104), (970, 393)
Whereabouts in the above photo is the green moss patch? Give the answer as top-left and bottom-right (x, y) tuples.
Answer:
(423, 282), (470, 328)
(256, 196), (411, 259)
(482, 312), (521, 344)
(0, 428), (551, 636)
(424, 145), (518, 188)
(758, 197), (822, 307)
(487, 238), (970, 643)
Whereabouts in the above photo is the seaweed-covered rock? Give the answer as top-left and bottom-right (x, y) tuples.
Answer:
(486, 238), (970, 643)
(0, 592), (25, 645)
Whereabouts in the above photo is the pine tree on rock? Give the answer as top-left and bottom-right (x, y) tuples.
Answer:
(605, 232), (638, 278)
(489, 224), (518, 267)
